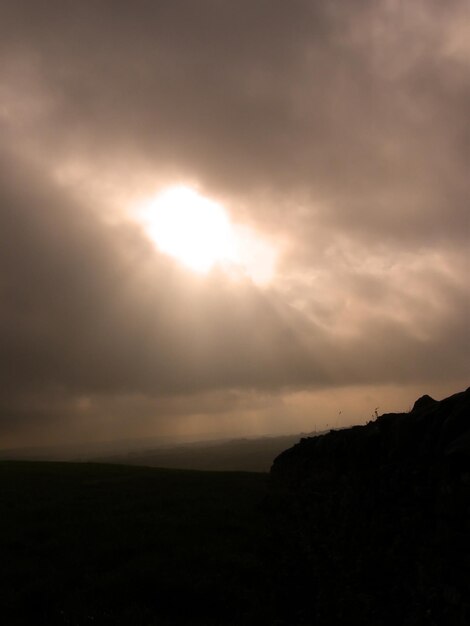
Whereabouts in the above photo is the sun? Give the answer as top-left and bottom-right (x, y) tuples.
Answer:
(141, 186), (237, 273)
(138, 185), (277, 284)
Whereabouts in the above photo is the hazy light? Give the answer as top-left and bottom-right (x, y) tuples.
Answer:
(139, 186), (277, 284)
(231, 224), (277, 285)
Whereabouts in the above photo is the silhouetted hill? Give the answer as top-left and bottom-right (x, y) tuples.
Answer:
(270, 388), (470, 625)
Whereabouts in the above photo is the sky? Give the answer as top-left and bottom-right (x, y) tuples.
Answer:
(1, 0), (469, 449)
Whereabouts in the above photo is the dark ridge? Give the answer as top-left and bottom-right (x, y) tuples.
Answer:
(270, 388), (470, 626)
(412, 393), (437, 412)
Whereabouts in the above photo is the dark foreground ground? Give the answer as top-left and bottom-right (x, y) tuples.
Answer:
(2, 389), (468, 625)
(0, 462), (280, 626)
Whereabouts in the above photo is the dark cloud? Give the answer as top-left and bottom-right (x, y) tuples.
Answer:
(0, 0), (468, 446)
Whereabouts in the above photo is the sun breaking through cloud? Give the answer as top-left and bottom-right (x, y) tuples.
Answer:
(137, 186), (277, 284)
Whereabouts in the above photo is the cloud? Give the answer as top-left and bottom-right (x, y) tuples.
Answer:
(0, 0), (468, 445)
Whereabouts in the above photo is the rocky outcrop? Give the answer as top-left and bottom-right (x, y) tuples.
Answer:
(270, 388), (470, 625)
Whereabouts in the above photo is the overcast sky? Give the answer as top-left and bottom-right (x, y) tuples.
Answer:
(1, 0), (468, 448)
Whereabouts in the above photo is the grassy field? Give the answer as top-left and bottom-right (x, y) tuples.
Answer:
(0, 462), (281, 626)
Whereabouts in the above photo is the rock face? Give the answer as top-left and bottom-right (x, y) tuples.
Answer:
(270, 388), (470, 626)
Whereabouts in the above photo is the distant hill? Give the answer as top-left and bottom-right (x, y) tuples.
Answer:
(97, 433), (319, 472)
(0, 433), (324, 472)
(270, 388), (470, 625)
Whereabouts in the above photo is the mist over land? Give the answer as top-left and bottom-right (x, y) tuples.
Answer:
(1, 423), (337, 474)
(0, 432), (313, 472)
